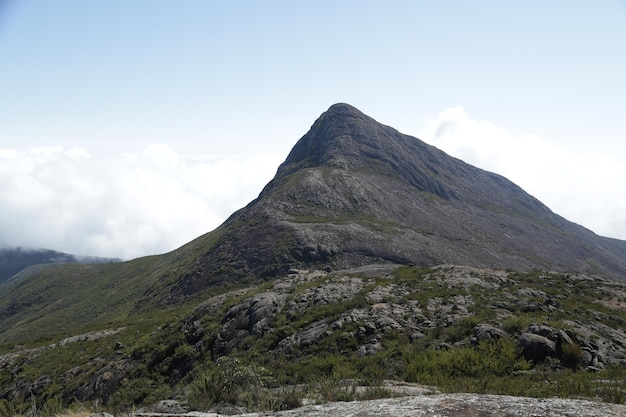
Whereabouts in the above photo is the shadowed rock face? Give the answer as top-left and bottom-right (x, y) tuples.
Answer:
(169, 103), (626, 300)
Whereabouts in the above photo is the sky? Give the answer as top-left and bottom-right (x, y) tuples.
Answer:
(0, 1), (625, 260)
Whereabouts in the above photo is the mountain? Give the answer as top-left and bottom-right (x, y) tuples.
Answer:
(2, 103), (626, 413)
(1, 103), (626, 342)
(166, 103), (626, 301)
(0, 246), (120, 285)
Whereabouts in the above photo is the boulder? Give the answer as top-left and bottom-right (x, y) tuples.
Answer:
(474, 324), (509, 342)
(518, 333), (557, 361)
(557, 329), (574, 346)
(528, 324), (557, 340)
(581, 348), (594, 366)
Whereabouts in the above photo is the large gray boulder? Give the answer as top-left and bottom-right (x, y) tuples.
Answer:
(518, 333), (557, 361)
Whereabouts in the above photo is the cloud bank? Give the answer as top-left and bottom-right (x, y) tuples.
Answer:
(0, 145), (284, 259)
(421, 107), (626, 241)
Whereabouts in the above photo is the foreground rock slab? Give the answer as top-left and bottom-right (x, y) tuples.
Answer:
(170, 394), (626, 417)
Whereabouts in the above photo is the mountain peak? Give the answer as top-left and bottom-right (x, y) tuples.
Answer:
(324, 102), (363, 115)
(273, 103), (463, 203)
(212, 104), (626, 289)
(277, 103), (390, 174)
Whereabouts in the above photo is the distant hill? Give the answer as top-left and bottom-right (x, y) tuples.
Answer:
(0, 246), (120, 284)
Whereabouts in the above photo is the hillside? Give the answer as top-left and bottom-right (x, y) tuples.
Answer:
(3, 265), (626, 414)
(1, 103), (626, 413)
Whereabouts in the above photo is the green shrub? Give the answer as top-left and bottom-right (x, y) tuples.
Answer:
(187, 356), (274, 411)
(0, 400), (15, 417)
(265, 386), (306, 411)
(444, 316), (480, 343)
(358, 385), (394, 401)
(108, 377), (169, 414)
(404, 338), (529, 385)
(187, 366), (225, 411)
(561, 342), (583, 369)
(502, 316), (529, 335)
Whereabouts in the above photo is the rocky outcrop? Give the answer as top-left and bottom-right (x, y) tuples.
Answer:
(213, 291), (288, 357)
(136, 393), (626, 417)
(74, 359), (135, 403)
(191, 266), (626, 371)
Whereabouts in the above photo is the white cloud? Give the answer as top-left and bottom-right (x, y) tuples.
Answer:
(421, 107), (626, 240)
(0, 145), (285, 259)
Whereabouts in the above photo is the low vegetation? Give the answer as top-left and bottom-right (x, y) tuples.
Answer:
(2, 265), (626, 416)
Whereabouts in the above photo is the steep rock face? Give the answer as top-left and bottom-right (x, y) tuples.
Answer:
(168, 103), (626, 301)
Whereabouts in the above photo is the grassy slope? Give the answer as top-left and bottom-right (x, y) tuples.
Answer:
(0, 226), (226, 344)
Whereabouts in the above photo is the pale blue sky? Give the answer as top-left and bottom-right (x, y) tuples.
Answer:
(1, 1), (625, 258)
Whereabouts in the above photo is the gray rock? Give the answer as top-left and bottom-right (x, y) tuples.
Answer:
(528, 324), (557, 341)
(357, 342), (383, 356)
(213, 291), (287, 357)
(295, 320), (329, 347)
(518, 333), (557, 361)
(375, 316), (401, 331)
(248, 292), (285, 334)
(474, 324), (509, 342)
(557, 329), (574, 346)
(214, 393), (626, 417)
(581, 349), (594, 366)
